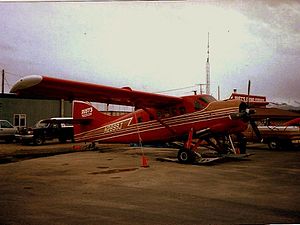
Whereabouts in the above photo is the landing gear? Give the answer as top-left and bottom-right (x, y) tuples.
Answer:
(177, 149), (196, 164)
(236, 133), (247, 154)
(176, 128), (203, 164)
(176, 129), (248, 164)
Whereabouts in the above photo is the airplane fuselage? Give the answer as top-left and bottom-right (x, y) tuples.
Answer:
(73, 95), (247, 144)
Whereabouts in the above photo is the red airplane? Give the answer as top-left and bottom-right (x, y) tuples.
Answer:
(10, 75), (255, 163)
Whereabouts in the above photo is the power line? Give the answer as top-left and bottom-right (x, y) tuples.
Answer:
(0, 65), (23, 78)
(5, 71), (22, 78)
(4, 76), (11, 90)
(156, 85), (197, 94)
(1, 68), (22, 93)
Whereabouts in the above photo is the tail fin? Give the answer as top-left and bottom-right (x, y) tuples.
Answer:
(72, 101), (119, 142)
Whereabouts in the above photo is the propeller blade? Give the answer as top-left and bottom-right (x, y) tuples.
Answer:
(250, 119), (262, 142)
(247, 80), (251, 106)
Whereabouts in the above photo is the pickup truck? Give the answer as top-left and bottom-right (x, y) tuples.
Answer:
(0, 120), (18, 143)
(244, 118), (300, 150)
(17, 118), (74, 145)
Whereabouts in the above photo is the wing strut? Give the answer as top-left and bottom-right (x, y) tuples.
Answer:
(141, 107), (177, 136)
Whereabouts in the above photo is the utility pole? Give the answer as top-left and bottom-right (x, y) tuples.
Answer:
(1, 69), (4, 94)
(200, 83), (206, 95)
(196, 83), (206, 95)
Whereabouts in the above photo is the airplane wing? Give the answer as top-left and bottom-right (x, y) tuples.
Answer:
(10, 75), (183, 108)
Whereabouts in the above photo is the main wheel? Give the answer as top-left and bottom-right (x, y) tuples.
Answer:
(236, 133), (247, 154)
(177, 149), (196, 164)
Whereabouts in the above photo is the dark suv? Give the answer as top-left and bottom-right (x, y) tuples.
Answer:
(17, 118), (74, 145)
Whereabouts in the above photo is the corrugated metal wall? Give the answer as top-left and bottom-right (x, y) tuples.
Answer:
(0, 96), (72, 127)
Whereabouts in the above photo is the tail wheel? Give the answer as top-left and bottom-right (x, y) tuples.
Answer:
(177, 149), (196, 164)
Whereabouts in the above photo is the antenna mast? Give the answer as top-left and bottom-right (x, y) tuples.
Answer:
(206, 32), (210, 95)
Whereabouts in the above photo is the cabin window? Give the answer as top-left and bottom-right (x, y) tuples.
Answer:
(194, 101), (202, 110)
(171, 108), (177, 116)
(138, 117), (143, 123)
(179, 106), (186, 115)
(163, 110), (170, 118)
(157, 111), (162, 119)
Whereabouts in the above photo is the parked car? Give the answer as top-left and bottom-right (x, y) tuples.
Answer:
(0, 120), (18, 143)
(17, 117), (74, 145)
(244, 118), (300, 150)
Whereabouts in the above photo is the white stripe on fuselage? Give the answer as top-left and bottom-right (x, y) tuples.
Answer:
(74, 106), (239, 142)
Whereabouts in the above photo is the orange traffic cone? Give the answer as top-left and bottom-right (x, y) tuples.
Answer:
(73, 145), (81, 151)
(141, 155), (149, 168)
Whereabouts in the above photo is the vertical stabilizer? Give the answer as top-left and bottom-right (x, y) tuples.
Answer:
(72, 101), (120, 142)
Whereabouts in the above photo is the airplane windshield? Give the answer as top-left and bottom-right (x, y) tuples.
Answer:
(199, 96), (217, 104)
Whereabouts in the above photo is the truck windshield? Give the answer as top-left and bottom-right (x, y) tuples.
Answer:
(34, 121), (49, 128)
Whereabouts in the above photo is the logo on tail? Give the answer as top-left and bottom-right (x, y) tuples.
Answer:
(81, 107), (93, 118)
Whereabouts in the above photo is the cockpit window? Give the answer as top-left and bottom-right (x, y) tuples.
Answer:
(199, 96), (217, 104)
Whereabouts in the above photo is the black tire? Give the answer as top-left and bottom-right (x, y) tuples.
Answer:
(34, 136), (44, 145)
(5, 137), (14, 143)
(268, 139), (293, 151)
(268, 139), (280, 150)
(236, 133), (247, 154)
(177, 149), (196, 164)
(59, 137), (66, 143)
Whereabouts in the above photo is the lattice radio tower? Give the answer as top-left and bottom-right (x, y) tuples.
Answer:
(206, 32), (210, 95)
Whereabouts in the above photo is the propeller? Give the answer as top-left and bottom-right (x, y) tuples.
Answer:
(229, 80), (263, 142)
(250, 118), (262, 141)
(247, 80), (251, 106)
(246, 80), (263, 142)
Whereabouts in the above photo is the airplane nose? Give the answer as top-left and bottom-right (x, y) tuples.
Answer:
(231, 102), (256, 121)
(239, 102), (247, 113)
(230, 101), (252, 121)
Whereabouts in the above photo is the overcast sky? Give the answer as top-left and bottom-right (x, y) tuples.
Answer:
(0, 1), (299, 104)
